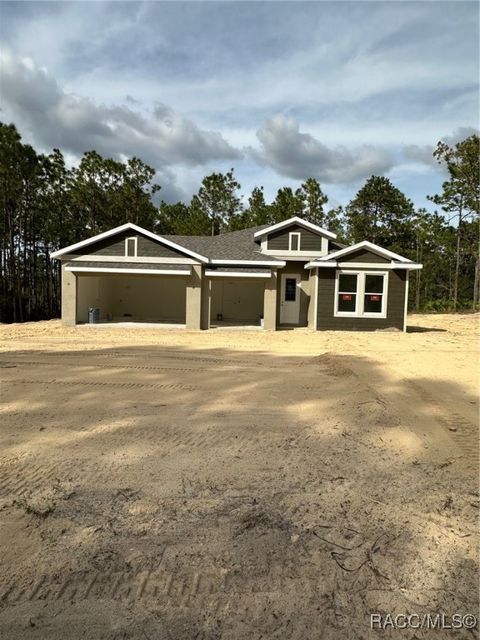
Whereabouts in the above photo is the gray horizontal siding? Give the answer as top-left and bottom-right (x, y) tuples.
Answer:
(267, 225), (324, 251)
(75, 231), (186, 259)
(317, 268), (406, 331)
(339, 248), (389, 263)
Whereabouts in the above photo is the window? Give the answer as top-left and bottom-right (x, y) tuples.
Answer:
(337, 273), (358, 313)
(125, 237), (137, 257)
(334, 271), (387, 317)
(285, 277), (297, 302)
(289, 232), (301, 251)
(364, 274), (384, 314)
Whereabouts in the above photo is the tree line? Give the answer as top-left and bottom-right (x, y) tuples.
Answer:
(1, 122), (478, 323)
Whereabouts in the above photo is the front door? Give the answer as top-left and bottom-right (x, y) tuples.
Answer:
(280, 274), (301, 324)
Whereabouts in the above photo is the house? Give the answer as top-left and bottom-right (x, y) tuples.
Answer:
(52, 216), (422, 331)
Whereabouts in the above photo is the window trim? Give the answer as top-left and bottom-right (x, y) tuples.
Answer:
(125, 236), (138, 258)
(334, 270), (388, 319)
(288, 232), (301, 251)
(335, 272), (358, 315)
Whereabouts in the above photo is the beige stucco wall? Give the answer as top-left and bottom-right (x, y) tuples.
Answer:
(76, 274), (187, 323)
(61, 264), (77, 326)
(185, 265), (203, 330)
(76, 275), (101, 323)
(201, 274), (211, 330)
(210, 278), (265, 323)
(63, 264), (292, 331)
(109, 275), (186, 321)
(263, 270), (278, 330)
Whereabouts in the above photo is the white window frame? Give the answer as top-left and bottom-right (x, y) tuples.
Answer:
(334, 270), (388, 318)
(125, 236), (138, 258)
(288, 232), (301, 251)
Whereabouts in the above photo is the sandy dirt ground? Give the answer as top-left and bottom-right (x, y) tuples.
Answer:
(0, 314), (478, 639)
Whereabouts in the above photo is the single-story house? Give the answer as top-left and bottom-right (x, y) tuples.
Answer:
(52, 216), (422, 331)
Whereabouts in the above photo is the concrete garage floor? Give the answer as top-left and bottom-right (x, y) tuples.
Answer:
(80, 321), (262, 330)
(209, 320), (263, 330)
(0, 314), (478, 639)
(79, 321), (187, 329)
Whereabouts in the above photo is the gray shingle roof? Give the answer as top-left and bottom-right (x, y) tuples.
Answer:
(163, 225), (282, 263)
(160, 235), (218, 258)
(328, 240), (347, 252)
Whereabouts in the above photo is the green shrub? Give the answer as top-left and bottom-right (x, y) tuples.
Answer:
(419, 299), (479, 313)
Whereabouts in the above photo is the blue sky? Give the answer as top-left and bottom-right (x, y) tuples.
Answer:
(1, 1), (478, 210)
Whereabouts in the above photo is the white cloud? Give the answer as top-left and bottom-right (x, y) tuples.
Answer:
(0, 49), (241, 169)
(251, 115), (394, 183)
(404, 126), (479, 167)
(0, 0), (478, 210)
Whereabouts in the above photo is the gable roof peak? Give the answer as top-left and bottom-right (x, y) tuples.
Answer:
(253, 216), (337, 240)
(320, 240), (412, 263)
(51, 221), (209, 262)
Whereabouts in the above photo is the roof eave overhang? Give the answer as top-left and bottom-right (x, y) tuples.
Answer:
(205, 269), (272, 278)
(305, 261), (423, 270)
(305, 261), (337, 269)
(65, 266), (192, 275)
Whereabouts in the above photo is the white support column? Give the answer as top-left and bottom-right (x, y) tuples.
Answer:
(403, 271), (410, 333)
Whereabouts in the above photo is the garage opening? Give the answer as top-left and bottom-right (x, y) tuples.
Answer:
(76, 273), (187, 325)
(209, 277), (265, 328)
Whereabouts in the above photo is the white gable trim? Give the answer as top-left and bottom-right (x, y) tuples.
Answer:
(51, 222), (209, 263)
(253, 217), (337, 240)
(316, 240), (411, 263)
(51, 223), (131, 257)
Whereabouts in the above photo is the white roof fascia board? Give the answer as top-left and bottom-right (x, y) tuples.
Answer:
(306, 260), (423, 270)
(253, 217), (337, 240)
(318, 240), (412, 263)
(205, 270), (271, 278)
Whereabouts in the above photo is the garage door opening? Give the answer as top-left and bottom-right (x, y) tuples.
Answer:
(76, 274), (187, 326)
(209, 278), (265, 329)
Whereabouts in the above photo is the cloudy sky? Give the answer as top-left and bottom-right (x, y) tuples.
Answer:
(1, 1), (478, 209)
